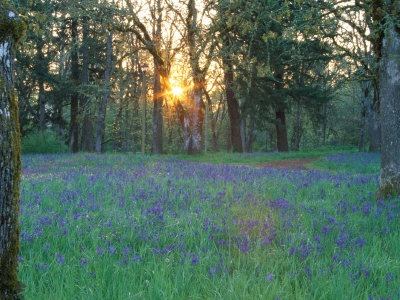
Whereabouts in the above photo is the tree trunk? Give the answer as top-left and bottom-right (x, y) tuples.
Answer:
(0, 6), (24, 299)
(141, 69), (146, 154)
(223, 57), (242, 152)
(378, 11), (400, 198)
(190, 84), (204, 153)
(152, 61), (163, 154)
(152, 0), (163, 154)
(291, 98), (302, 151)
(55, 20), (67, 138)
(245, 115), (254, 152)
(80, 17), (93, 152)
(203, 88), (218, 152)
(69, 19), (79, 153)
(114, 102), (123, 151)
(36, 34), (46, 131)
(38, 82), (45, 130)
(240, 118), (246, 153)
(369, 79), (381, 151)
(321, 104), (327, 146)
(359, 81), (371, 152)
(270, 130), (276, 152)
(175, 86), (204, 154)
(95, 28), (113, 153)
(204, 96), (208, 153)
(175, 100), (190, 151)
(275, 108), (289, 152)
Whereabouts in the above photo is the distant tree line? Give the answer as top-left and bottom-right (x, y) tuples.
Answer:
(8, 0), (387, 156)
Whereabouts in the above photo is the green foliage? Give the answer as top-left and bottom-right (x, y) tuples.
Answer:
(0, 1), (26, 44)
(21, 129), (67, 154)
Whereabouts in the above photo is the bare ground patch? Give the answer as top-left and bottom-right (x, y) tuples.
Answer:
(238, 157), (320, 170)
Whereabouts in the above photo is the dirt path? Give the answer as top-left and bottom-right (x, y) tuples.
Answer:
(239, 157), (320, 170)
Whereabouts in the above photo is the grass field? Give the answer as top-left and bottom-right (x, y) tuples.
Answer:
(18, 152), (400, 299)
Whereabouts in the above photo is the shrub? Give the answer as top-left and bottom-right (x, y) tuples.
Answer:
(21, 129), (67, 154)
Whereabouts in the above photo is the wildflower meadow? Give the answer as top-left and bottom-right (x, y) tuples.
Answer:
(18, 153), (400, 299)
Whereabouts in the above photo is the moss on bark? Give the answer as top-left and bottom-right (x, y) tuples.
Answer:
(0, 2), (26, 44)
(0, 74), (24, 300)
(0, 1), (25, 299)
(377, 175), (400, 200)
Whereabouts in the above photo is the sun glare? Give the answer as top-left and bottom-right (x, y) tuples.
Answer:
(171, 86), (183, 96)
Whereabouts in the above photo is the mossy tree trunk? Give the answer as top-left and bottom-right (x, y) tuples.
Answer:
(377, 1), (400, 198)
(0, 2), (25, 299)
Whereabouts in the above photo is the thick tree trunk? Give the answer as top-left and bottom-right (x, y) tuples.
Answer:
(359, 81), (371, 152)
(80, 17), (93, 152)
(275, 108), (289, 152)
(0, 7), (24, 299)
(152, 61), (163, 154)
(69, 19), (79, 153)
(223, 57), (242, 152)
(369, 80), (381, 151)
(95, 28), (112, 153)
(378, 14), (400, 198)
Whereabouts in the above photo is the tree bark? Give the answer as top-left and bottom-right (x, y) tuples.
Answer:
(141, 69), (146, 155)
(36, 34), (46, 131)
(69, 18), (79, 153)
(203, 89), (220, 152)
(291, 98), (302, 151)
(38, 82), (45, 130)
(240, 118), (246, 152)
(95, 28), (113, 153)
(152, 0), (164, 154)
(275, 108), (289, 152)
(223, 57), (242, 152)
(245, 115), (254, 152)
(190, 84), (204, 153)
(378, 8), (400, 198)
(359, 81), (371, 152)
(152, 61), (163, 154)
(369, 79), (381, 151)
(55, 20), (67, 138)
(321, 104), (327, 146)
(80, 17), (93, 152)
(0, 6), (24, 299)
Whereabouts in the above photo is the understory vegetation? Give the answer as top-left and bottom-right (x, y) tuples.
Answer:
(19, 153), (399, 299)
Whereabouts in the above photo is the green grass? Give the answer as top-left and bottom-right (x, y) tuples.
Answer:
(161, 145), (357, 164)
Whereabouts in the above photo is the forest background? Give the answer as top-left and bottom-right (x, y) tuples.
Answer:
(11, 0), (380, 156)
